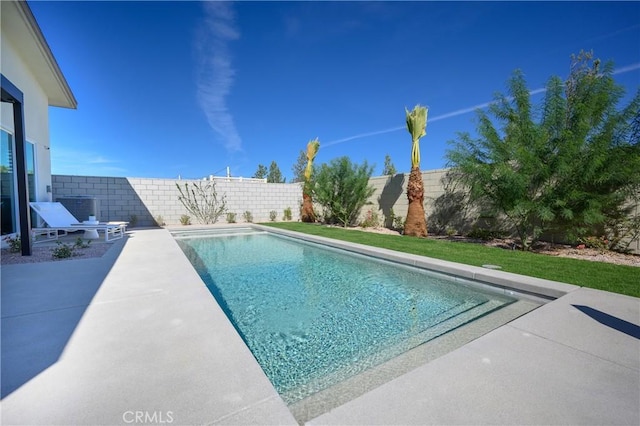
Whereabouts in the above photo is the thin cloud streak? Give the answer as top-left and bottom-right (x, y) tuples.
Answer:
(196, 2), (242, 153)
(325, 64), (639, 148)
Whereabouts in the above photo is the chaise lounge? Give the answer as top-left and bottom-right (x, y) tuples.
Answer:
(29, 202), (126, 243)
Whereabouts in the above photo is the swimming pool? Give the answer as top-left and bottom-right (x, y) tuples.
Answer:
(174, 227), (531, 407)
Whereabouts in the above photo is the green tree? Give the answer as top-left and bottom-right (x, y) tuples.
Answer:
(314, 156), (375, 227)
(176, 181), (227, 224)
(253, 164), (267, 179)
(291, 150), (307, 183)
(382, 154), (397, 175)
(301, 139), (320, 222)
(404, 105), (429, 237)
(267, 161), (285, 183)
(447, 51), (640, 250)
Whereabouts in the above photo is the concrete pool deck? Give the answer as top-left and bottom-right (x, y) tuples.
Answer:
(1, 226), (638, 425)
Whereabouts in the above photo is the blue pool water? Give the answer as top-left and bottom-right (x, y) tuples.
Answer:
(175, 229), (516, 403)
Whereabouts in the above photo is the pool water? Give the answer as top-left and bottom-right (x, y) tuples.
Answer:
(175, 230), (516, 404)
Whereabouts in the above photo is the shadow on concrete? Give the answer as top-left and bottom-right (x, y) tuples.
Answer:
(378, 174), (405, 228)
(0, 236), (128, 398)
(573, 304), (640, 339)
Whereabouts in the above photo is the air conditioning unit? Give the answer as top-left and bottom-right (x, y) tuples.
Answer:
(56, 196), (100, 222)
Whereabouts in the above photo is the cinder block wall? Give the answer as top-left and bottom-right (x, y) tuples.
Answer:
(52, 176), (302, 227)
(363, 169), (449, 225)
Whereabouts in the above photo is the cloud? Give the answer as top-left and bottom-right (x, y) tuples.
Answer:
(196, 2), (242, 153)
(325, 64), (639, 148)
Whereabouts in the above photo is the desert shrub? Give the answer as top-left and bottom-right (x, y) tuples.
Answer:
(154, 215), (166, 227)
(269, 210), (277, 222)
(314, 156), (375, 227)
(3, 234), (21, 253)
(393, 215), (405, 231)
(51, 242), (75, 259)
(243, 211), (253, 223)
(180, 215), (191, 225)
(176, 181), (227, 224)
(226, 212), (237, 223)
(360, 209), (380, 228)
(283, 207), (293, 221)
(129, 214), (138, 228)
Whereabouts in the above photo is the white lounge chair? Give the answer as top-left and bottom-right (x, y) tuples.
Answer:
(29, 202), (125, 243)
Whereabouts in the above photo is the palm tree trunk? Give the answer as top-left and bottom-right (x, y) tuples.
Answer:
(301, 193), (315, 222)
(404, 166), (427, 237)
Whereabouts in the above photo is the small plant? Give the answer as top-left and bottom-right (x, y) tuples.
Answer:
(74, 237), (91, 249)
(176, 181), (227, 224)
(226, 212), (237, 223)
(283, 207), (293, 221)
(129, 214), (138, 228)
(445, 226), (457, 237)
(154, 215), (166, 227)
(360, 209), (380, 228)
(3, 234), (21, 253)
(269, 210), (277, 222)
(180, 214), (191, 225)
(51, 242), (76, 259)
(578, 236), (609, 253)
(243, 211), (253, 223)
(393, 215), (405, 231)
(467, 227), (500, 241)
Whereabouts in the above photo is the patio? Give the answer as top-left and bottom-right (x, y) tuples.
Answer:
(1, 227), (638, 425)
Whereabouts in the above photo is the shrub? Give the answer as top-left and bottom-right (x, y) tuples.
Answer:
(3, 234), (21, 253)
(51, 242), (75, 259)
(226, 212), (237, 223)
(579, 235), (609, 253)
(176, 181), (227, 224)
(467, 227), (500, 241)
(269, 210), (277, 222)
(360, 209), (380, 228)
(314, 156), (375, 227)
(445, 226), (457, 237)
(283, 207), (293, 221)
(393, 215), (405, 231)
(154, 215), (166, 227)
(180, 215), (191, 225)
(243, 211), (253, 223)
(129, 214), (138, 228)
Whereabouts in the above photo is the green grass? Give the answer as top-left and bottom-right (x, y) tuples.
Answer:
(264, 222), (640, 298)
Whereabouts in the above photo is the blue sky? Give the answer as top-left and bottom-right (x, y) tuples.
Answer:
(30, 1), (640, 181)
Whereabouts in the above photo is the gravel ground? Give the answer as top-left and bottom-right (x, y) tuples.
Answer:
(1, 235), (114, 265)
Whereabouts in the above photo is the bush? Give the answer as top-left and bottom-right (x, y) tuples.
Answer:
(51, 242), (75, 259)
(360, 209), (380, 228)
(578, 235), (609, 253)
(314, 156), (375, 227)
(180, 215), (191, 225)
(3, 234), (21, 253)
(269, 210), (277, 222)
(243, 211), (253, 223)
(226, 212), (237, 223)
(154, 215), (166, 227)
(283, 207), (293, 221)
(393, 215), (405, 232)
(467, 227), (501, 241)
(176, 181), (227, 224)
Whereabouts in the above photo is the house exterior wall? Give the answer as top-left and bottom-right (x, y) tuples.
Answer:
(1, 34), (52, 203)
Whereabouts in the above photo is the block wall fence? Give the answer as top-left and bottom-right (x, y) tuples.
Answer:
(51, 171), (638, 254)
(51, 170), (449, 228)
(51, 175), (303, 227)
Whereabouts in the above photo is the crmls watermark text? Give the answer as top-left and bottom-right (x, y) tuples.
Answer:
(122, 411), (174, 424)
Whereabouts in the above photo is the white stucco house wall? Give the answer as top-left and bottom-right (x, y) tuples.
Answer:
(1, 0), (76, 253)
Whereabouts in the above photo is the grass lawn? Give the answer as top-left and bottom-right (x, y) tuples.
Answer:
(264, 222), (639, 298)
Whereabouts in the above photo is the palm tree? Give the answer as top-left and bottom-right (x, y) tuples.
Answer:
(301, 138), (320, 222)
(404, 105), (428, 237)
